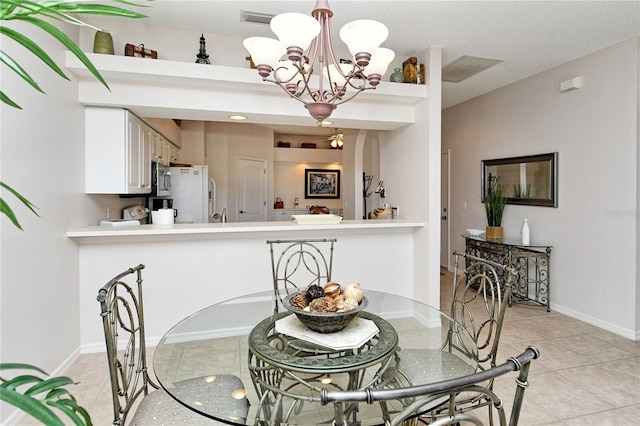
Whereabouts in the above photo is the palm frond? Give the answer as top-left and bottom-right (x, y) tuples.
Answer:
(1, 182), (40, 216)
(0, 50), (45, 93)
(22, 16), (111, 88)
(1, 0), (150, 109)
(0, 363), (90, 426)
(0, 25), (70, 80)
(1, 1), (149, 229)
(0, 91), (22, 109)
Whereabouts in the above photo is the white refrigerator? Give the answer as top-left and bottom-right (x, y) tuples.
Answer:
(169, 166), (213, 223)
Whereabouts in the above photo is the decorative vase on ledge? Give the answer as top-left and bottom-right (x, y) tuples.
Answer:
(485, 226), (504, 241)
(93, 30), (114, 55)
(390, 68), (404, 82)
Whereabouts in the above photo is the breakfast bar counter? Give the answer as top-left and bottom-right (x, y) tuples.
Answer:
(70, 219), (427, 353)
(67, 219), (423, 240)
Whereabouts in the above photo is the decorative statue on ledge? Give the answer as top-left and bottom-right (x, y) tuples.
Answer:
(195, 34), (210, 64)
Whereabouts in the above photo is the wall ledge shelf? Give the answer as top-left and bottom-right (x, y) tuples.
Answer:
(274, 147), (342, 163)
(65, 52), (426, 130)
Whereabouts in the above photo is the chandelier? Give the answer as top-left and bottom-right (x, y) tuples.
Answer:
(243, 0), (395, 125)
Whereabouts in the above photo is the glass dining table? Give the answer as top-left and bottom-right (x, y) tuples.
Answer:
(153, 290), (477, 426)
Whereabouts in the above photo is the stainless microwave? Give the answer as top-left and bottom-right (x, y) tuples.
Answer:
(151, 162), (171, 197)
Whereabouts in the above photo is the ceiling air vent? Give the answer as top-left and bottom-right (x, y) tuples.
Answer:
(241, 10), (275, 25)
(442, 55), (503, 83)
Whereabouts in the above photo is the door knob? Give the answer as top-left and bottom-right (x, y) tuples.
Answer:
(240, 210), (246, 214)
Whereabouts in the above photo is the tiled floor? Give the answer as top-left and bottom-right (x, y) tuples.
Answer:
(18, 269), (640, 425)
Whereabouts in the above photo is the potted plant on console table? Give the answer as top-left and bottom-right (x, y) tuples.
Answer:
(484, 178), (507, 240)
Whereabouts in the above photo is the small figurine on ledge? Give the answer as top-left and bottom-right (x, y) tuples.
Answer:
(195, 34), (210, 64)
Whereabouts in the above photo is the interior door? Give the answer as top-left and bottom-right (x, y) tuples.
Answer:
(440, 151), (450, 269)
(237, 158), (266, 222)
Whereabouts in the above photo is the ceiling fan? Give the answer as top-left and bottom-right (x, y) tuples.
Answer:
(327, 129), (344, 149)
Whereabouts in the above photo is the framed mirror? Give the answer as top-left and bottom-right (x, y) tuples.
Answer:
(482, 152), (558, 207)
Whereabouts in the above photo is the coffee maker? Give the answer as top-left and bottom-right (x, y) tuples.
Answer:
(149, 197), (173, 211)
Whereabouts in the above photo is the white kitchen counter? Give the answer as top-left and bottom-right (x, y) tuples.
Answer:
(72, 218), (425, 352)
(67, 219), (423, 239)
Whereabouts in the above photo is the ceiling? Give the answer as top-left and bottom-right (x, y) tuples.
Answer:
(133, 1), (639, 135)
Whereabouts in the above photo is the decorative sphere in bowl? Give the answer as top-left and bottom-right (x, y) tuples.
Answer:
(282, 294), (369, 333)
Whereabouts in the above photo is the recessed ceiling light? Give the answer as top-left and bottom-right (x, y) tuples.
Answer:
(228, 115), (248, 121)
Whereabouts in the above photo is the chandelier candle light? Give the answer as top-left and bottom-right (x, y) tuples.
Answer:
(243, 0), (395, 125)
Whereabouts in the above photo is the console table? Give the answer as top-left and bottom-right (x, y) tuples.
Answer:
(463, 233), (552, 311)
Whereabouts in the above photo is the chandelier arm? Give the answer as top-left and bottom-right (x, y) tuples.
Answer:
(328, 85), (376, 106)
(292, 35), (321, 103)
(320, 12), (374, 99)
(272, 64), (297, 86)
(300, 78), (322, 103)
(276, 81), (309, 104)
(322, 12), (364, 96)
(324, 18), (356, 82)
(316, 10), (330, 99)
(345, 75), (368, 90)
(261, 71), (313, 104)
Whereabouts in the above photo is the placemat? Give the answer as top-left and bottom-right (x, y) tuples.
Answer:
(275, 314), (379, 350)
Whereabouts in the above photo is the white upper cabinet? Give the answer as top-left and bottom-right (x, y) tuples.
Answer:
(150, 132), (179, 166)
(85, 107), (155, 194)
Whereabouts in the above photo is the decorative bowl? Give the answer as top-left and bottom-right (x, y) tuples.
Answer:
(466, 228), (485, 237)
(281, 294), (368, 333)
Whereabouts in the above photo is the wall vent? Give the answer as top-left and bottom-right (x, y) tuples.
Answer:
(241, 10), (275, 24)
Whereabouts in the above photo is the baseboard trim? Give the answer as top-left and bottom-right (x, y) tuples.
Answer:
(550, 302), (637, 341)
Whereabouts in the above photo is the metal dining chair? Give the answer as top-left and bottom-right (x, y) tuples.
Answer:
(322, 346), (540, 426)
(379, 251), (517, 424)
(97, 264), (243, 425)
(266, 238), (337, 313)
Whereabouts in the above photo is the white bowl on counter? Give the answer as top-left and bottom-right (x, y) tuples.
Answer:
(292, 214), (343, 225)
(466, 228), (485, 236)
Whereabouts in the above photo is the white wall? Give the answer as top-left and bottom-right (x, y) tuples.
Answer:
(380, 47), (442, 306)
(443, 38), (639, 339)
(0, 21), (87, 423)
(77, 229), (417, 350)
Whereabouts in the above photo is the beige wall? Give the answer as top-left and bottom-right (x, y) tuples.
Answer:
(1, 21), (85, 424)
(443, 38), (639, 338)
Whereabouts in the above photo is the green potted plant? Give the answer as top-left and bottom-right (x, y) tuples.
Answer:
(0, 363), (91, 425)
(484, 178), (507, 240)
(1, 1), (148, 424)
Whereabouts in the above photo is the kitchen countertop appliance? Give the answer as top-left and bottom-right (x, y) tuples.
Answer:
(122, 205), (149, 224)
(151, 161), (172, 197)
(168, 165), (213, 223)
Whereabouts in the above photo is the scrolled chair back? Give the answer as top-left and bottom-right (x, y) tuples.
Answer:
(267, 238), (336, 313)
(321, 346), (540, 426)
(97, 264), (152, 426)
(448, 251), (517, 370)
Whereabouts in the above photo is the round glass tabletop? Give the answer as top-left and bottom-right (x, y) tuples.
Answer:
(153, 290), (477, 425)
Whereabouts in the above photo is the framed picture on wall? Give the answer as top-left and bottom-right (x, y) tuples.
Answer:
(305, 169), (341, 199)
